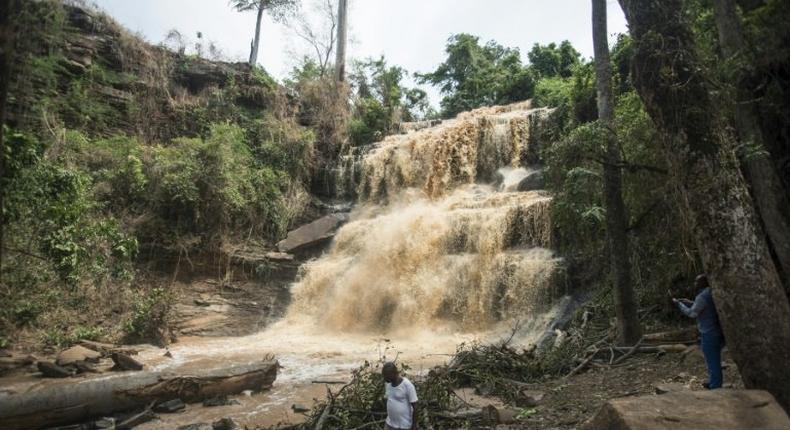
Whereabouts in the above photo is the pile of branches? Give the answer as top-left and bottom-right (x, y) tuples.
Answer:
(278, 305), (696, 430)
(280, 360), (463, 430)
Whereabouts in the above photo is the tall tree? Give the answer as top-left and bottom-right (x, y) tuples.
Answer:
(592, 0), (641, 345)
(712, 0), (790, 293)
(334, 0), (348, 82)
(288, 0), (337, 77)
(231, 0), (298, 66)
(618, 0), (790, 408)
(0, 0), (17, 264)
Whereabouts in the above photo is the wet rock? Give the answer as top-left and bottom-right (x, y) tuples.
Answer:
(583, 389), (790, 430)
(73, 361), (101, 374)
(212, 417), (240, 430)
(178, 424), (213, 430)
(56, 345), (101, 366)
(111, 352), (144, 371)
(154, 398), (186, 413)
(517, 170), (545, 191)
(37, 361), (75, 378)
(276, 213), (350, 254)
(203, 395), (240, 407)
(291, 403), (310, 413)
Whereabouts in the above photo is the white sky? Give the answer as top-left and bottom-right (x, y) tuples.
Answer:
(94, 0), (629, 106)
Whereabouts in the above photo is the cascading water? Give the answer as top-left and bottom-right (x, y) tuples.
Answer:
(288, 101), (566, 333)
(10, 102), (569, 430)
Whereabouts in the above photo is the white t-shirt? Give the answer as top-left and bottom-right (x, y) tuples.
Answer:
(385, 377), (418, 429)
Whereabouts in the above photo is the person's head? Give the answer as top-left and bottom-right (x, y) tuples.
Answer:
(382, 361), (399, 383)
(695, 274), (709, 290)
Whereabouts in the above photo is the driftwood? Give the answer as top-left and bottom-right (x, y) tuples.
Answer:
(0, 358), (278, 430)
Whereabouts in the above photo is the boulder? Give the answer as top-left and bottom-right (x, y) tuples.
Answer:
(276, 213), (349, 254)
(56, 345), (101, 366)
(516, 170), (545, 192)
(110, 352), (144, 371)
(37, 361), (75, 378)
(583, 389), (790, 430)
(154, 398), (186, 413)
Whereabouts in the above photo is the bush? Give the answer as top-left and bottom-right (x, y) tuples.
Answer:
(123, 287), (172, 340)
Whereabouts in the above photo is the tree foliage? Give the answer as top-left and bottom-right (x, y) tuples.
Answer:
(230, 0), (299, 21)
(417, 34), (536, 118)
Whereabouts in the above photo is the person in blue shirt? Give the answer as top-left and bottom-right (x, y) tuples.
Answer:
(673, 274), (724, 389)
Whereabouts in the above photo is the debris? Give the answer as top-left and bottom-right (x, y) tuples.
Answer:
(292, 403), (310, 413)
(0, 354), (36, 374)
(116, 406), (156, 430)
(482, 405), (519, 424)
(202, 395), (240, 407)
(516, 390), (545, 407)
(154, 398), (186, 413)
(93, 417), (116, 429)
(78, 340), (139, 356)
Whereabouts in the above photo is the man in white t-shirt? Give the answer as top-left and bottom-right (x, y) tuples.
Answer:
(382, 362), (419, 430)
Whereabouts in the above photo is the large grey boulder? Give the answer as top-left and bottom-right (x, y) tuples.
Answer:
(276, 213), (349, 254)
(583, 389), (790, 430)
(517, 169), (545, 191)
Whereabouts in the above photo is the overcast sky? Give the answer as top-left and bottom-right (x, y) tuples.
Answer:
(94, 0), (629, 106)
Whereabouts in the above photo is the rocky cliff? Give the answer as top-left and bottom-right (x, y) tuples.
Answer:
(8, 1), (287, 143)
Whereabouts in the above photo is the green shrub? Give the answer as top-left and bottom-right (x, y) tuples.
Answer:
(123, 287), (172, 340)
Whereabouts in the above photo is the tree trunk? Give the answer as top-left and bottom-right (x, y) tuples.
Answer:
(0, 359), (278, 430)
(249, 0), (265, 66)
(334, 0), (348, 82)
(0, 0), (16, 262)
(592, 0), (642, 345)
(712, 0), (790, 295)
(617, 0), (790, 409)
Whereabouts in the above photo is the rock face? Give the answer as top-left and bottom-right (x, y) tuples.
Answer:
(517, 169), (546, 192)
(583, 389), (790, 430)
(7, 3), (280, 142)
(276, 213), (349, 254)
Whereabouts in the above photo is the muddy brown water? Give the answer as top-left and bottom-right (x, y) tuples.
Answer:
(131, 318), (515, 428)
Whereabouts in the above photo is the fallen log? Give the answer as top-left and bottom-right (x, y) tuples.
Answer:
(0, 357), (278, 430)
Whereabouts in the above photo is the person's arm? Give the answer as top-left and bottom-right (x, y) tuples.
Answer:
(407, 381), (419, 430)
(675, 292), (707, 318)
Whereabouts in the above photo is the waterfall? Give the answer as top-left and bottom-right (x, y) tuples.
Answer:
(289, 101), (564, 332)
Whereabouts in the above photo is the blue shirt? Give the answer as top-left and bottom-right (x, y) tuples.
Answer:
(677, 287), (722, 334)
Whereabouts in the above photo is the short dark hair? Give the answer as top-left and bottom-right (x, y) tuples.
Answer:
(695, 274), (709, 288)
(382, 362), (397, 372)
